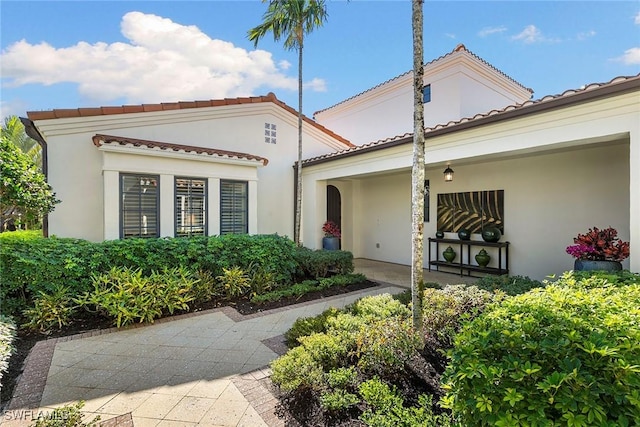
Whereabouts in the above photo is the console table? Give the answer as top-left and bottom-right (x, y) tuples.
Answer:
(428, 238), (509, 277)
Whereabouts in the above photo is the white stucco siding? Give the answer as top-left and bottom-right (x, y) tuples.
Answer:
(35, 102), (347, 241)
(326, 143), (629, 281)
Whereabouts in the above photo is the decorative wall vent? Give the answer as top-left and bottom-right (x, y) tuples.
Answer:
(264, 123), (277, 144)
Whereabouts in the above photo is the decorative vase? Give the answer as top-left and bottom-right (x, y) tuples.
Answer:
(481, 226), (501, 243)
(457, 228), (471, 240)
(435, 230), (444, 239)
(443, 246), (456, 263)
(475, 249), (491, 267)
(322, 237), (340, 251)
(574, 259), (622, 272)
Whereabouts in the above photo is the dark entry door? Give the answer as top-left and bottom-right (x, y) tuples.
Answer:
(327, 185), (341, 248)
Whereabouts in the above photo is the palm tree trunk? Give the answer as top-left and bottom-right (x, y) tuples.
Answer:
(411, 0), (425, 331)
(294, 40), (304, 246)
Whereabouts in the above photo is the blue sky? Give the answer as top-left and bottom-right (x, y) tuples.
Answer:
(1, 1), (639, 120)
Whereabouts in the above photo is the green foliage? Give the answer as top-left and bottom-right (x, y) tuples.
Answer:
(295, 247), (354, 278)
(422, 285), (499, 349)
(1, 129), (59, 227)
(247, 262), (277, 297)
(359, 378), (453, 427)
(442, 273), (640, 426)
(320, 389), (360, 411)
(474, 274), (544, 296)
(285, 307), (341, 348)
(22, 285), (77, 333)
(251, 273), (366, 304)
(77, 267), (197, 327)
(31, 401), (100, 427)
(0, 315), (16, 387)
(0, 233), (300, 317)
(216, 266), (251, 299)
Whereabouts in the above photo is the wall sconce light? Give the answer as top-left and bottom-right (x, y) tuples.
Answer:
(443, 165), (454, 182)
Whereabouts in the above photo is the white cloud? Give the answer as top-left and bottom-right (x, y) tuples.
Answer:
(635, 11), (640, 24)
(444, 33), (456, 39)
(0, 11), (324, 105)
(511, 25), (561, 44)
(0, 99), (28, 120)
(478, 26), (507, 37)
(576, 30), (596, 41)
(303, 78), (326, 92)
(612, 47), (640, 65)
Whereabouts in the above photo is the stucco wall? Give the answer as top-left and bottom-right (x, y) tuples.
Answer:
(37, 103), (345, 241)
(351, 142), (630, 280)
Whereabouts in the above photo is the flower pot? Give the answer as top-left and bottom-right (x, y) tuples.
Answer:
(443, 246), (456, 263)
(481, 226), (501, 243)
(475, 249), (491, 267)
(322, 237), (340, 251)
(457, 228), (471, 240)
(574, 259), (622, 272)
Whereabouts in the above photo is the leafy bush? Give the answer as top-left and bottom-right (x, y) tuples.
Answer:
(250, 273), (367, 304)
(442, 272), (640, 426)
(0, 315), (16, 388)
(216, 266), (251, 298)
(22, 285), (77, 333)
(474, 274), (544, 296)
(285, 307), (341, 348)
(77, 266), (198, 327)
(359, 377), (453, 427)
(0, 233), (301, 317)
(295, 247), (354, 278)
(31, 401), (100, 426)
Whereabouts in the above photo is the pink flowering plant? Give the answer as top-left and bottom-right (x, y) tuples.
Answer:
(322, 221), (341, 238)
(566, 226), (630, 262)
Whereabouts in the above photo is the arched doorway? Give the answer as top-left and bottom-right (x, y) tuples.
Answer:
(327, 185), (341, 248)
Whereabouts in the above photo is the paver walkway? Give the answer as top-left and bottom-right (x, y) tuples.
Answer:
(3, 259), (475, 427)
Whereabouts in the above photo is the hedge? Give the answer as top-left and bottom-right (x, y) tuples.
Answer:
(1, 232), (352, 318)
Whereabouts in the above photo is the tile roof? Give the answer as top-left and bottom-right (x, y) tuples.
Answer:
(303, 74), (640, 166)
(92, 134), (269, 166)
(313, 44), (533, 117)
(27, 93), (354, 148)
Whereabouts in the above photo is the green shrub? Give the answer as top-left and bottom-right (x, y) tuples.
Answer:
(250, 273), (367, 305)
(216, 266), (251, 299)
(474, 274), (544, 296)
(0, 233), (300, 318)
(422, 284), (499, 349)
(442, 273), (640, 426)
(359, 378), (453, 427)
(285, 307), (341, 348)
(22, 285), (77, 333)
(77, 266), (197, 327)
(31, 401), (100, 427)
(295, 247), (354, 278)
(320, 389), (360, 411)
(0, 315), (16, 387)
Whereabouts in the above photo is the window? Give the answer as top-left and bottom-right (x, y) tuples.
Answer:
(120, 174), (159, 238)
(220, 180), (248, 234)
(423, 84), (431, 103)
(264, 122), (277, 144)
(175, 177), (207, 237)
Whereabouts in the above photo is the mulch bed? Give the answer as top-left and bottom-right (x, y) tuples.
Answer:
(0, 280), (379, 407)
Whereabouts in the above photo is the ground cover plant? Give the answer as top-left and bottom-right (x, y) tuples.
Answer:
(0, 315), (16, 389)
(271, 286), (499, 426)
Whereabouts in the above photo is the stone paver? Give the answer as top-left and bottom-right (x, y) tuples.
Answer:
(3, 258), (470, 426)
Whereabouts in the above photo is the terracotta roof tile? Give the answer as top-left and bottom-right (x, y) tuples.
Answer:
(303, 74), (640, 166)
(92, 134), (269, 166)
(27, 93), (354, 148)
(313, 44), (532, 117)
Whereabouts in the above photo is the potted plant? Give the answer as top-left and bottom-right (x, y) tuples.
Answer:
(322, 221), (341, 250)
(566, 226), (629, 271)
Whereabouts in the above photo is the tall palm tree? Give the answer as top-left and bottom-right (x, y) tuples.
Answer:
(248, 0), (328, 246)
(411, 0), (425, 330)
(1, 115), (42, 169)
